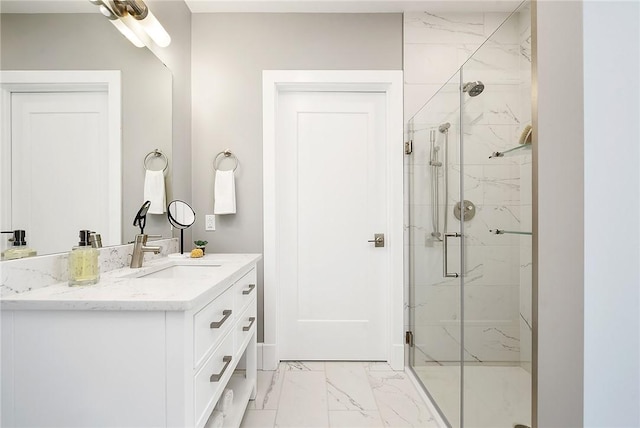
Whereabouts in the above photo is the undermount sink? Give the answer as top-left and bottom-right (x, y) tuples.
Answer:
(134, 264), (221, 279)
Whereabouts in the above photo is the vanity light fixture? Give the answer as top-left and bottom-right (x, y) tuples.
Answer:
(98, 5), (145, 47)
(89, 0), (171, 48)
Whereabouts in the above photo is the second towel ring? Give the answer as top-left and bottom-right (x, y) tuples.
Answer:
(144, 149), (169, 173)
(214, 149), (239, 172)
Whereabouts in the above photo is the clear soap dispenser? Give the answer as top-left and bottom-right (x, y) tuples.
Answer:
(1, 230), (37, 261)
(68, 230), (100, 286)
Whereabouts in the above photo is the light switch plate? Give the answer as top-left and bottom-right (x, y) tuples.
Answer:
(205, 215), (216, 231)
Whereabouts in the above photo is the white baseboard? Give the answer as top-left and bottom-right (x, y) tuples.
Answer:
(257, 343), (264, 370)
(406, 367), (448, 428)
(389, 344), (405, 370)
(260, 343), (278, 370)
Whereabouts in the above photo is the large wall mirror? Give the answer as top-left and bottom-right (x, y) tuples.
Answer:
(0, 7), (173, 257)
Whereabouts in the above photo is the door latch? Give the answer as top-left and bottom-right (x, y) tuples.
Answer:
(367, 233), (385, 248)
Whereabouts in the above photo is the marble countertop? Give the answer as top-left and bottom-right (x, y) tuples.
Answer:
(0, 253), (262, 312)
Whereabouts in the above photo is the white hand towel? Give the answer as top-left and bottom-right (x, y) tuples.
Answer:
(143, 170), (166, 214)
(205, 410), (224, 428)
(214, 170), (236, 215)
(215, 388), (234, 416)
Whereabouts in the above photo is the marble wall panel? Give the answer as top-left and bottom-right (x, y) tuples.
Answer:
(405, 9), (530, 366)
(0, 238), (179, 296)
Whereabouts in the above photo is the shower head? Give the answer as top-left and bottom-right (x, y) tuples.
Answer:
(463, 81), (485, 97)
(438, 122), (451, 133)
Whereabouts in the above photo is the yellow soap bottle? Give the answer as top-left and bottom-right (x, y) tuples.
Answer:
(68, 230), (100, 286)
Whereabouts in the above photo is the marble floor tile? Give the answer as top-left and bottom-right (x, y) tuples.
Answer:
(362, 362), (393, 372)
(328, 410), (385, 428)
(275, 371), (329, 428)
(248, 368), (285, 410)
(414, 365), (531, 428)
(241, 410), (277, 428)
(281, 361), (326, 371)
(368, 371), (439, 427)
(326, 362), (378, 411)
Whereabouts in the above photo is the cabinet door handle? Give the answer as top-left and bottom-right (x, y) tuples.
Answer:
(210, 355), (232, 382)
(242, 284), (256, 295)
(210, 310), (232, 329)
(242, 317), (256, 332)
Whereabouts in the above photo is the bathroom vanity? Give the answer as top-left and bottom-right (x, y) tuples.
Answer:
(1, 253), (261, 428)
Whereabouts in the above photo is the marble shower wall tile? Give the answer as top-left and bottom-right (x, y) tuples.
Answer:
(414, 322), (520, 364)
(0, 238), (178, 297)
(405, 12), (486, 45)
(412, 284), (518, 325)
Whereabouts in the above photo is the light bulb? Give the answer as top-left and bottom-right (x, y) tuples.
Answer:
(135, 9), (171, 47)
(99, 5), (144, 48)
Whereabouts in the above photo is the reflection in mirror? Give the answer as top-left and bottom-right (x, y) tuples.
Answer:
(0, 8), (172, 257)
(167, 200), (195, 254)
(133, 201), (152, 234)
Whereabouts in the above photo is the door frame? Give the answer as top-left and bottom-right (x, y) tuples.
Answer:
(0, 70), (121, 246)
(262, 70), (404, 370)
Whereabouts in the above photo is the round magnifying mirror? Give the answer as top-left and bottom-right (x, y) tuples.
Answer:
(167, 200), (195, 254)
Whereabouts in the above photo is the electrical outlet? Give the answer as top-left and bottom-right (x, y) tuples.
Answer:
(205, 215), (216, 231)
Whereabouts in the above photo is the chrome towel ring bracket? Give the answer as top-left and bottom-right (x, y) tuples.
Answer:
(144, 149), (169, 173)
(213, 149), (239, 172)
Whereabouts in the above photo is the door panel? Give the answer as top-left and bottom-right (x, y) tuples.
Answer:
(10, 91), (109, 255)
(277, 91), (387, 360)
(408, 71), (463, 427)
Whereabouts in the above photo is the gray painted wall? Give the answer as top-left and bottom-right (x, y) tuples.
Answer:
(583, 1), (640, 426)
(535, 1), (640, 424)
(534, 1), (584, 426)
(191, 13), (403, 341)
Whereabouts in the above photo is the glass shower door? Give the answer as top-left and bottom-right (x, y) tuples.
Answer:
(408, 70), (464, 427)
(460, 2), (532, 427)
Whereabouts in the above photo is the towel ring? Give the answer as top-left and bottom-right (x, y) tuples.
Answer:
(213, 149), (239, 172)
(144, 149), (168, 173)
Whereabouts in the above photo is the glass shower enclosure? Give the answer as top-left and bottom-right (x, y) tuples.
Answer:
(407, 3), (532, 427)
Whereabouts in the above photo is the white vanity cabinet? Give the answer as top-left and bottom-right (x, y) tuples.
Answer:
(1, 259), (259, 428)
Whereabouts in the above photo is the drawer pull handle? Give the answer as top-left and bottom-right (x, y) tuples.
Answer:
(242, 317), (256, 332)
(210, 355), (232, 382)
(242, 284), (256, 295)
(210, 310), (232, 329)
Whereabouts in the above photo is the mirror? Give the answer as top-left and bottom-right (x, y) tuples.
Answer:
(0, 8), (173, 256)
(167, 200), (195, 254)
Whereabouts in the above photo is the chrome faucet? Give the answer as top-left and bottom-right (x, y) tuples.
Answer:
(130, 234), (162, 268)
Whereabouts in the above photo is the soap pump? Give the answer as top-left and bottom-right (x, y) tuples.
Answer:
(1, 230), (37, 261)
(68, 230), (100, 286)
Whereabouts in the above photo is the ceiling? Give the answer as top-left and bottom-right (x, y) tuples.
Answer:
(0, 0), (522, 14)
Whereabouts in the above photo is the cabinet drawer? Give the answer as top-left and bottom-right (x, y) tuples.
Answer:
(194, 289), (234, 368)
(194, 331), (234, 428)
(233, 268), (257, 315)
(234, 298), (257, 356)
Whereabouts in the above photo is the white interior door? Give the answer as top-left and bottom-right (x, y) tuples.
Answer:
(10, 91), (109, 254)
(276, 91), (388, 360)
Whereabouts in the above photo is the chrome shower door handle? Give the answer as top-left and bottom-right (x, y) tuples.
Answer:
(443, 232), (461, 278)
